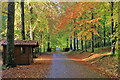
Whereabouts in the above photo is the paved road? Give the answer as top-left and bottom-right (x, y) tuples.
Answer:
(47, 52), (106, 78)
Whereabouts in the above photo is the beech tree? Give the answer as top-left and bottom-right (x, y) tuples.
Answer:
(29, 3), (34, 40)
(91, 10), (94, 52)
(111, 2), (115, 56)
(74, 18), (76, 51)
(7, 1), (16, 67)
(1, 2), (119, 54)
(21, 0), (25, 40)
(70, 36), (72, 50)
(118, 2), (120, 78)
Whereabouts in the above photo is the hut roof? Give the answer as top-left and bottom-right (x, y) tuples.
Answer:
(1, 40), (39, 47)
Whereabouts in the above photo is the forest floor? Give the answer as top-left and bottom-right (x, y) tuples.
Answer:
(1, 47), (118, 79)
(2, 53), (53, 78)
(66, 47), (118, 78)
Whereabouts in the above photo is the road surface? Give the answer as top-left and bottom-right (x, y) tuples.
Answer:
(47, 52), (106, 78)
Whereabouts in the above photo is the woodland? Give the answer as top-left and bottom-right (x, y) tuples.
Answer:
(0, 1), (120, 78)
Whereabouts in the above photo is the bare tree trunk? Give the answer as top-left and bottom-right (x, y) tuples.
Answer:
(74, 18), (76, 51)
(30, 18), (32, 40)
(75, 33), (78, 50)
(0, 2), (1, 39)
(7, 1), (16, 67)
(21, 0), (25, 40)
(29, 4), (33, 40)
(74, 32), (76, 50)
(48, 36), (50, 49)
(32, 32), (34, 40)
(70, 36), (72, 50)
(103, 15), (106, 47)
(85, 36), (87, 52)
(40, 34), (42, 53)
(85, 22), (87, 52)
(77, 38), (78, 50)
(81, 35), (83, 52)
(94, 35), (97, 48)
(111, 2), (115, 56)
(97, 29), (100, 48)
(91, 32), (94, 52)
(67, 38), (68, 48)
(91, 12), (94, 52)
(47, 35), (51, 52)
(118, 1), (120, 78)
(38, 47), (39, 53)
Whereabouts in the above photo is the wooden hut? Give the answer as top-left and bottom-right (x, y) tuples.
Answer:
(1, 40), (39, 65)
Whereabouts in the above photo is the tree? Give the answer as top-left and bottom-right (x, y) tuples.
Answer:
(103, 14), (106, 47)
(70, 36), (72, 50)
(57, 2), (103, 52)
(70, 27), (72, 50)
(74, 18), (76, 51)
(91, 11), (94, 52)
(85, 36), (87, 52)
(84, 22), (87, 52)
(81, 35), (83, 52)
(77, 35), (79, 50)
(111, 2), (115, 56)
(40, 32), (42, 53)
(29, 4), (33, 40)
(118, 1), (120, 78)
(7, 1), (16, 67)
(21, 0), (25, 40)
(67, 38), (68, 48)
(47, 35), (51, 52)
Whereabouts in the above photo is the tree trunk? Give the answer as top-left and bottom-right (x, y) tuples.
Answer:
(31, 31), (34, 41)
(85, 22), (87, 52)
(67, 38), (68, 48)
(47, 35), (51, 52)
(85, 36), (87, 52)
(48, 42), (50, 48)
(21, 1), (25, 40)
(76, 33), (78, 50)
(81, 35), (83, 51)
(44, 46), (45, 52)
(111, 2), (115, 56)
(77, 37), (78, 50)
(103, 15), (106, 47)
(74, 18), (76, 51)
(94, 25), (97, 48)
(0, 2), (1, 38)
(30, 4), (33, 40)
(97, 29), (100, 48)
(38, 47), (39, 53)
(74, 32), (76, 50)
(7, 1), (16, 67)
(48, 36), (50, 49)
(91, 32), (94, 52)
(118, 1), (120, 78)
(70, 36), (72, 50)
(30, 15), (32, 40)
(40, 34), (42, 53)
(94, 35), (97, 48)
(91, 12), (94, 52)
